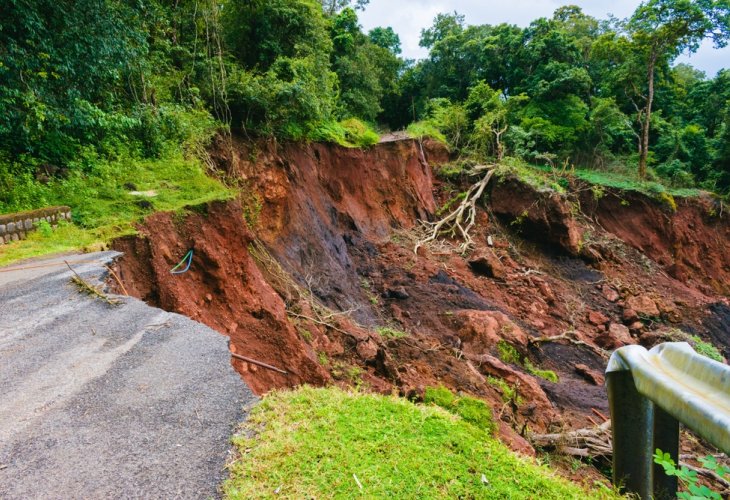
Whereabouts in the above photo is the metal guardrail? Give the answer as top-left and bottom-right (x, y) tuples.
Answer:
(606, 342), (730, 499)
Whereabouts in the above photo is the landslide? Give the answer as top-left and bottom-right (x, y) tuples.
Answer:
(110, 137), (730, 456)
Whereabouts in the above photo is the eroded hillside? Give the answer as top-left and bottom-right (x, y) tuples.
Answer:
(110, 138), (730, 457)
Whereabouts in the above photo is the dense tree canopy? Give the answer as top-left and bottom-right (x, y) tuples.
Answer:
(0, 0), (728, 192)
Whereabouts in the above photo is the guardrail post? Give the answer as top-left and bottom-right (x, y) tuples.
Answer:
(607, 371), (679, 500)
(607, 370), (655, 499)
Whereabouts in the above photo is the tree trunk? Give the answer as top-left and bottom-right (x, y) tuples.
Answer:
(638, 52), (657, 179)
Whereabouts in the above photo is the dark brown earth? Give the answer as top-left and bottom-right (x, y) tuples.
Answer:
(110, 136), (730, 460)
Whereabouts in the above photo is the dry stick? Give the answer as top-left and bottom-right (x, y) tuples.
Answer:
(65, 261), (119, 305)
(592, 408), (610, 422)
(230, 352), (288, 375)
(529, 333), (610, 359)
(105, 264), (128, 296)
(288, 311), (360, 340)
(679, 461), (730, 491)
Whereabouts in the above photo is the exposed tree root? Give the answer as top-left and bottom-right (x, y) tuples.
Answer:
(529, 420), (613, 458)
(531, 422), (730, 494)
(415, 165), (496, 255)
(529, 331), (610, 359)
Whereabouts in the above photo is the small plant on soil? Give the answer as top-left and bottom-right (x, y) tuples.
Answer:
(654, 449), (729, 499)
(317, 351), (329, 366)
(297, 327), (313, 343)
(375, 326), (408, 339)
(666, 329), (724, 362)
(497, 340), (559, 383)
(486, 376), (524, 406)
(497, 340), (521, 364)
(524, 360), (559, 383)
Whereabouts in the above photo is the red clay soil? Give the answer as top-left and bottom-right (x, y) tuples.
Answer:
(111, 136), (730, 456)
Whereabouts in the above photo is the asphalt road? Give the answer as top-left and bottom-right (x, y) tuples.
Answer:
(0, 251), (255, 499)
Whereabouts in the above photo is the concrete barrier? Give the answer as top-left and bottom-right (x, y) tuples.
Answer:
(0, 206), (71, 244)
(606, 342), (730, 499)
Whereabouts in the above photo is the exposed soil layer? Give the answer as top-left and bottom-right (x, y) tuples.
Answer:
(112, 137), (730, 455)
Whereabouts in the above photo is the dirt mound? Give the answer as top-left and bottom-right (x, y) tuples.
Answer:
(111, 137), (730, 453)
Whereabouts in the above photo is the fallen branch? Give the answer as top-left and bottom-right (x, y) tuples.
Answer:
(105, 265), (128, 296)
(66, 261), (120, 306)
(230, 352), (288, 375)
(529, 332), (610, 359)
(287, 311), (360, 340)
(679, 461), (730, 491)
(415, 165), (495, 255)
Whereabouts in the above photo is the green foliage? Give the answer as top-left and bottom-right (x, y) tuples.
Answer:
(524, 360), (560, 383)
(406, 121), (447, 144)
(654, 449), (729, 499)
(0, 152), (233, 265)
(423, 385), (456, 408)
(375, 326), (408, 339)
(497, 340), (559, 383)
(487, 376), (524, 406)
(497, 340), (522, 365)
(690, 336), (724, 362)
(310, 118), (379, 147)
(225, 387), (614, 498)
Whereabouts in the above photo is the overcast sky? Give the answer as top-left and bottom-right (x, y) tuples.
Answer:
(359, 0), (730, 77)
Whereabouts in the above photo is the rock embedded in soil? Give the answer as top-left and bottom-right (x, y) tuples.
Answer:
(455, 309), (529, 352)
(626, 295), (660, 317)
(574, 364), (605, 386)
(468, 250), (507, 280)
(596, 323), (633, 349)
(601, 285), (620, 302)
(586, 310), (609, 326)
(384, 285), (410, 300)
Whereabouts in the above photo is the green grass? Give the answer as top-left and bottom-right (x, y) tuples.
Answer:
(406, 120), (448, 144)
(569, 168), (702, 198)
(424, 385), (496, 435)
(310, 118), (379, 148)
(0, 153), (234, 266)
(224, 386), (618, 499)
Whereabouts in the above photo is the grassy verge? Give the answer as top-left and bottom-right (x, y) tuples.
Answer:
(0, 154), (234, 266)
(224, 387), (619, 499)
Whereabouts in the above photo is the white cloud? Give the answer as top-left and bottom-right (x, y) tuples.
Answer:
(358, 0), (729, 75)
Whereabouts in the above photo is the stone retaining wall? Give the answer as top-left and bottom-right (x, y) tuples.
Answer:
(0, 206), (71, 244)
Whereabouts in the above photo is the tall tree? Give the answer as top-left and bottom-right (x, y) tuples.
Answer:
(626, 0), (730, 178)
(320, 0), (369, 16)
